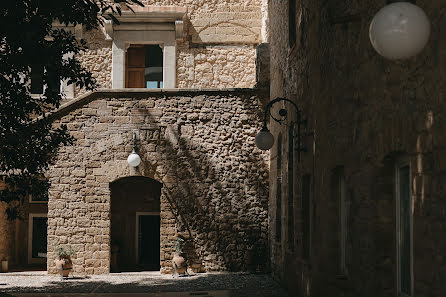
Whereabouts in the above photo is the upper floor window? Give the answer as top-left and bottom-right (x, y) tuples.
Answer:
(30, 64), (61, 96)
(125, 44), (163, 88)
(30, 64), (44, 94)
(110, 7), (186, 89)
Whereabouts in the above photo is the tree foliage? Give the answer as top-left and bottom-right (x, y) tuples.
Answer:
(0, 0), (143, 219)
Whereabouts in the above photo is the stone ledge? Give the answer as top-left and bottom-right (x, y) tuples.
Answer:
(48, 87), (269, 121)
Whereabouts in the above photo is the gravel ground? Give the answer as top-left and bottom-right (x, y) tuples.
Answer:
(0, 272), (290, 297)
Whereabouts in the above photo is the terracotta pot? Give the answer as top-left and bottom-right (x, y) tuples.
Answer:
(1, 260), (8, 273)
(55, 256), (72, 277)
(191, 261), (202, 273)
(172, 253), (187, 275)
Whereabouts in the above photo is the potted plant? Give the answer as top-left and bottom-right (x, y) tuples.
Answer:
(1, 257), (8, 273)
(54, 245), (74, 278)
(171, 237), (188, 276)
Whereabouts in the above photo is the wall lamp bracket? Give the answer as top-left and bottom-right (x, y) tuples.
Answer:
(127, 131), (141, 168)
(255, 97), (307, 161)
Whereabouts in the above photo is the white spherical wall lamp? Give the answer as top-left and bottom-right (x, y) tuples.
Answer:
(127, 150), (141, 167)
(127, 132), (141, 168)
(369, 1), (430, 59)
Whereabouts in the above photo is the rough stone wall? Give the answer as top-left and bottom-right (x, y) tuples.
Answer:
(269, 0), (446, 297)
(73, 0), (263, 96)
(139, 0), (262, 44)
(75, 29), (113, 97)
(46, 89), (269, 275)
(176, 45), (256, 89)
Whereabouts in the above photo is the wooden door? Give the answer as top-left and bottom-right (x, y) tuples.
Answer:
(126, 45), (145, 88)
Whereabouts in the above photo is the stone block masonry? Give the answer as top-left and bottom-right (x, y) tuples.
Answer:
(46, 89), (269, 275)
(73, 0), (264, 97)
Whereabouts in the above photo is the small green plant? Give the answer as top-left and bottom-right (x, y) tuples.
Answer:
(174, 237), (185, 254)
(55, 245), (75, 259)
(162, 237), (186, 254)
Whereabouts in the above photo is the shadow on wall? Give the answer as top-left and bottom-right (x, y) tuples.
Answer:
(133, 93), (269, 272)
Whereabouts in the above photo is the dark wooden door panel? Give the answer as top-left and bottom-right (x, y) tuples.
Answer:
(126, 45), (145, 88)
(127, 69), (145, 88)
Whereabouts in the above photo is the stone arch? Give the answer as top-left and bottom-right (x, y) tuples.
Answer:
(95, 158), (162, 185)
(109, 175), (162, 272)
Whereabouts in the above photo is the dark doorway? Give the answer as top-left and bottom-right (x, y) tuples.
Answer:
(31, 216), (47, 260)
(110, 176), (162, 272)
(137, 214), (160, 270)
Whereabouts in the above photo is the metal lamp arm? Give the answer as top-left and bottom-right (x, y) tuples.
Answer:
(262, 97), (307, 161)
(133, 132), (137, 152)
(263, 97), (300, 128)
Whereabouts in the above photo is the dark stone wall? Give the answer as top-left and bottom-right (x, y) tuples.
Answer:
(268, 0), (446, 296)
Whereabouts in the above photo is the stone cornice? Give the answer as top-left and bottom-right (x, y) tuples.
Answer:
(47, 88), (269, 121)
(117, 7), (187, 23)
(105, 6), (187, 41)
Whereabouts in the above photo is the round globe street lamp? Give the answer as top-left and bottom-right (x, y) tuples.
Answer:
(255, 97), (307, 161)
(255, 127), (275, 150)
(369, 1), (430, 60)
(127, 132), (141, 167)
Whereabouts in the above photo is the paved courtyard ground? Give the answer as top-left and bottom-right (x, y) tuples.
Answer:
(0, 272), (290, 297)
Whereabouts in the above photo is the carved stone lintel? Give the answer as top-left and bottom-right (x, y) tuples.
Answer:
(175, 20), (184, 41)
(105, 19), (113, 41)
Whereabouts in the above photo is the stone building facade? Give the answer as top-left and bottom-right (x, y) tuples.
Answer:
(45, 89), (269, 274)
(71, 0), (268, 98)
(0, 0), (271, 274)
(268, 0), (446, 297)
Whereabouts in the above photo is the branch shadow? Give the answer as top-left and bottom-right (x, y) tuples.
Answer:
(132, 91), (269, 273)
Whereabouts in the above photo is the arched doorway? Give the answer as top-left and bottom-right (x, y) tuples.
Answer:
(110, 176), (162, 272)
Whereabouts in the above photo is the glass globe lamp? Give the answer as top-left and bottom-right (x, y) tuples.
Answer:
(127, 150), (141, 167)
(369, 2), (430, 59)
(255, 128), (275, 151)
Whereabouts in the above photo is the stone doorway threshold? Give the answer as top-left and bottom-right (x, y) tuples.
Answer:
(6, 293), (230, 297)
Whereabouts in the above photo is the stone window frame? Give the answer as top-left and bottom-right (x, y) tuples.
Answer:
(27, 213), (47, 264)
(395, 156), (413, 297)
(135, 211), (160, 265)
(29, 61), (75, 99)
(30, 22), (81, 99)
(28, 176), (50, 204)
(108, 8), (186, 89)
(28, 193), (48, 204)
